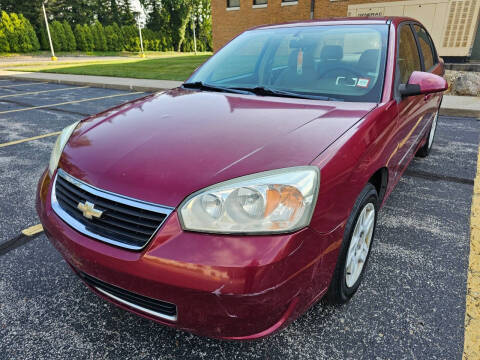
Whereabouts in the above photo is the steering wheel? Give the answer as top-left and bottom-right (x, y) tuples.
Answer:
(318, 67), (363, 80)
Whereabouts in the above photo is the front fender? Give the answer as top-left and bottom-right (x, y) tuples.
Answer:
(309, 102), (398, 235)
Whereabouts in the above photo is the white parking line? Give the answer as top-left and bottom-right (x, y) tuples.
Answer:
(0, 86), (89, 99)
(0, 92), (143, 115)
(0, 82), (48, 88)
(0, 131), (61, 148)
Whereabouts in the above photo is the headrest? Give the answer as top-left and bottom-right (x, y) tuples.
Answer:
(287, 49), (299, 69)
(320, 45), (343, 61)
(358, 49), (380, 73)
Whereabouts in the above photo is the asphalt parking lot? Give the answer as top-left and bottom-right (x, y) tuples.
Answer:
(0, 79), (478, 359)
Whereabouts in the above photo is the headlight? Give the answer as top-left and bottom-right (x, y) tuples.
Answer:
(179, 167), (319, 234)
(48, 121), (80, 176)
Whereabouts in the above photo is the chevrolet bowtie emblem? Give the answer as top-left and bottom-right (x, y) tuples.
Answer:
(77, 201), (103, 220)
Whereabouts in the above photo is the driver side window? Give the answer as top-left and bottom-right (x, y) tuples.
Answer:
(398, 25), (421, 84)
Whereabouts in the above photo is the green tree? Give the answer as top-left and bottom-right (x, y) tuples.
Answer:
(20, 14), (40, 51)
(0, 1), (44, 30)
(105, 24), (120, 51)
(118, 0), (136, 26)
(112, 22), (124, 49)
(91, 20), (107, 51)
(121, 24), (139, 51)
(47, 0), (95, 27)
(74, 24), (87, 51)
(37, 25), (49, 50)
(83, 24), (94, 51)
(62, 21), (76, 51)
(141, 0), (211, 52)
(50, 20), (66, 51)
(1, 11), (17, 52)
(0, 16), (10, 53)
(10, 13), (31, 52)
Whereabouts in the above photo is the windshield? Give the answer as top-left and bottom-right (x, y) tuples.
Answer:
(187, 25), (389, 102)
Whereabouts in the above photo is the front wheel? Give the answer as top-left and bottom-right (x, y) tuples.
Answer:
(325, 183), (378, 304)
(416, 110), (438, 158)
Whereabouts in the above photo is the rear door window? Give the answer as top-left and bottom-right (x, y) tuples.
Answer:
(413, 25), (436, 71)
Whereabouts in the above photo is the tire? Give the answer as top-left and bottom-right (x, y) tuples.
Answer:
(416, 110), (439, 158)
(325, 183), (378, 304)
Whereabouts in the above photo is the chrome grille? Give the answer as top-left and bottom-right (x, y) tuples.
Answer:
(52, 169), (173, 250)
(78, 271), (177, 321)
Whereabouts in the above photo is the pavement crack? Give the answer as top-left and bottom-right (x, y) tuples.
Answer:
(404, 169), (474, 185)
(0, 231), (43, 256)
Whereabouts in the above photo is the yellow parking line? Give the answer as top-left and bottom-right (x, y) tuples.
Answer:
(464, 147), (480, 359)
(0, 131), (61, 148)
(0, 82), (48, 88)
(0, 85), (89, 99)
(0, 92), (143, 115)
(21, 224), (43, 236)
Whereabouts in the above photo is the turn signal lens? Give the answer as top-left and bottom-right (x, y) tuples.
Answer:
(178, 167), (319, 234)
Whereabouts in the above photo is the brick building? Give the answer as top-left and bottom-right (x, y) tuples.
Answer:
(211, 0), (480, 60)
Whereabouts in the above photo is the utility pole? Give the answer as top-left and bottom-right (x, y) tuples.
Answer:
(136, 12), (145, 58)
(192, 15), (197, 55)
(138, 22), (145, 58)
(42, 1), (57, 61)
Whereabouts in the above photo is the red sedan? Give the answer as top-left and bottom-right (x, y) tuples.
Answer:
(37, 17), (447, 339)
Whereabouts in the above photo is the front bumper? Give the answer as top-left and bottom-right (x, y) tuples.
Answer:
(36, 170), (344, 339)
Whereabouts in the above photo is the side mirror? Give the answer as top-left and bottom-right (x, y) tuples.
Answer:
(399, 71), (448, 97)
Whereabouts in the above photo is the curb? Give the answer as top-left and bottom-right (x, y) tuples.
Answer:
(440, 108), (480, 119)
(0, 74), (176, 93)
(464, 146), (480, 360)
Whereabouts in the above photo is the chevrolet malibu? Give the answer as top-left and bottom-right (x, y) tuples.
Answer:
(37, 17), (447, 339)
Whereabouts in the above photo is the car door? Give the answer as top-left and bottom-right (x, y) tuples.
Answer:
(412, 24), (444, 127)
(390, 23), (425, 180)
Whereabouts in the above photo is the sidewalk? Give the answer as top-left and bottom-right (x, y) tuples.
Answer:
(441, 95), (480, 118)
(0, 70), (479, 118)
(0, 71), (182, 92)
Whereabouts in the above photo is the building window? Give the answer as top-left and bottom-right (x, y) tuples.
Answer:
(253, 0), (267, 8)
(281, 0), (298, 6)
(227, 0), (240, 9)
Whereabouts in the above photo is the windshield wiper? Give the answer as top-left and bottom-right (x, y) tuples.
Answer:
(182, 81), (253, 95)
(232, 86), (343, 101)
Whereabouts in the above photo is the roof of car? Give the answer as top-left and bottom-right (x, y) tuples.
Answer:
(251, 17), (417, 30)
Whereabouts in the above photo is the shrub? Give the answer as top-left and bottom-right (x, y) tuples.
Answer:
(62, 21), (76, 51)
(20, 14), (39, 51)
(1, 11), (17, 52)
(0, 28), (9, 52)
(0, 12), (11, 52)
(74, 24), (86, 51)
(91, 20), (107, 51)
(83, 24), (94, 51)
(50, 20), (66, 51)
(37, 25), (49, 50)
(121, 25), (139, 52)
(112, 23), (123, 49)
(105, 24), (122, 51)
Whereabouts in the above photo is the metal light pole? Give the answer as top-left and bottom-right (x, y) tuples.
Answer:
(42, 1), (57, 61)
(136, 13), (145, 58)
(192, 15), (197, 55)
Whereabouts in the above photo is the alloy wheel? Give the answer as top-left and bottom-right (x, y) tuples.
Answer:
(428, 111), (438, 149)
(345, 203), (375, 288)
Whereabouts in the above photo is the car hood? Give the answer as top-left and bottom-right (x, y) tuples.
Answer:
(60, 88), (376, 207)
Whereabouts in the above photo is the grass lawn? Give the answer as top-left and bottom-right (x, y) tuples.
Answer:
(10, 54), (212, 81)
